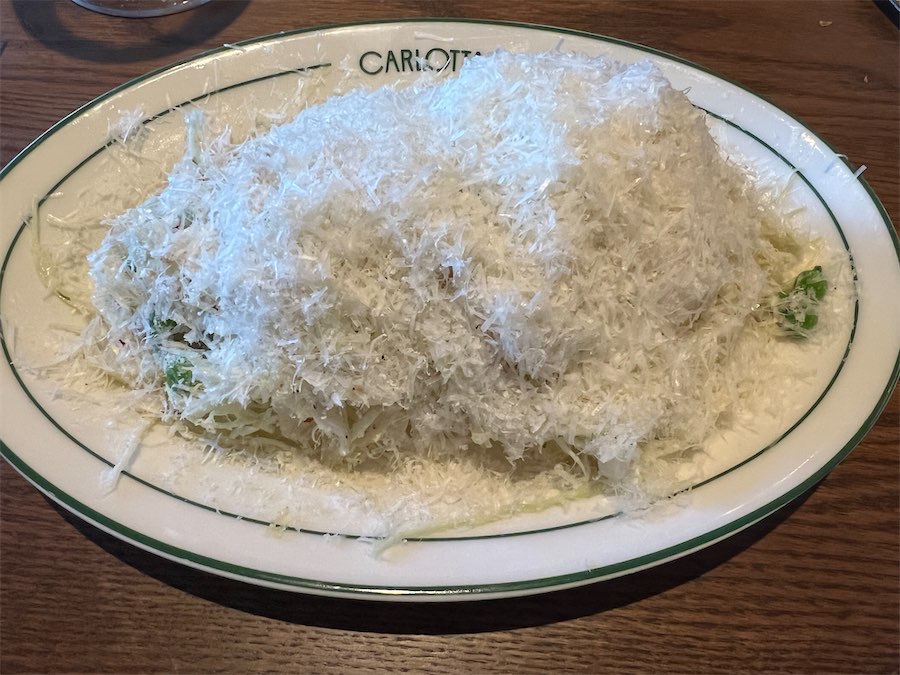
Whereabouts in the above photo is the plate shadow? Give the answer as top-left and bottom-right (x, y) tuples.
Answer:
(54, 488), (814, 634)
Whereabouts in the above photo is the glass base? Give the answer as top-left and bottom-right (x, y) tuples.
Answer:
(71, 0), (211, 18)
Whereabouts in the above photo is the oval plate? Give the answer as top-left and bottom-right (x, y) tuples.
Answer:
(1, 20), (898, 601)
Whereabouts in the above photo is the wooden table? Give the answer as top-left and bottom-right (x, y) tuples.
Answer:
(1, 1), (897, 672)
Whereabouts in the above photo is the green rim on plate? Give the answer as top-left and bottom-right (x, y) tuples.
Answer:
(1, 19), (897, 599)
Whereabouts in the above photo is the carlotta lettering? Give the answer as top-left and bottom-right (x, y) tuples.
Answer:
(359, 48), (483, 75)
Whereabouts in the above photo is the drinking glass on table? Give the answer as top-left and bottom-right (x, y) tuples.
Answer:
(71, 0), (211, 18)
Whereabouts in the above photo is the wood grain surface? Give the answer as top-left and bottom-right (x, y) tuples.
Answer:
(1, 1), (898, 673)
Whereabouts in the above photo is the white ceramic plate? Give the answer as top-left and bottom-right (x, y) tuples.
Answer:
(1, 20), (898, 601)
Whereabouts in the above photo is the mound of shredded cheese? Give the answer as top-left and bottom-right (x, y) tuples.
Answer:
(85, 50), (802, 489)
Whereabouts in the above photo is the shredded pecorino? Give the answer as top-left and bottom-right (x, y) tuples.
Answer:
(82, 50), (828, 499)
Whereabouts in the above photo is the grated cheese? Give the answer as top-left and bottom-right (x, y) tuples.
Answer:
(77, 51), (838, 524)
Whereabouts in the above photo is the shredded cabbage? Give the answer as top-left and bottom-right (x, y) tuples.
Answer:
(82, 50), (818, 496)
